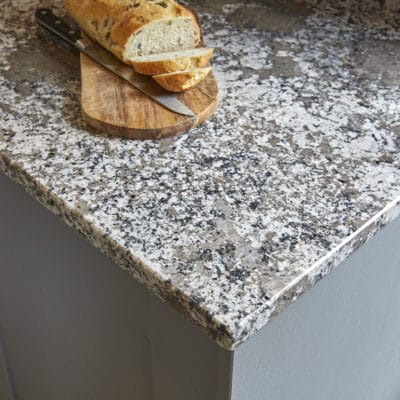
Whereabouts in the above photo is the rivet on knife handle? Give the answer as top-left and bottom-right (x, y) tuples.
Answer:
(35, 8), (81, 46)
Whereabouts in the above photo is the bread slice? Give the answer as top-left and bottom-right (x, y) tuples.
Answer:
(64, 0), (201, 63)
(153, 67), (212, 92)
(130, 47), (214, 75)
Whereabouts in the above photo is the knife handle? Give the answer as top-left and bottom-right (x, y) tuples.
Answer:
(35, 8), (81, 47)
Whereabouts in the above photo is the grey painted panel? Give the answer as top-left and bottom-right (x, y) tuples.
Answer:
(0, 173), (152, 400)
(0, 334), (15, 400)
(0, 172), (234, 400)
(232, 215), (400, 400)
(148, 295), (233, 400)
(216, 346), (233, 400)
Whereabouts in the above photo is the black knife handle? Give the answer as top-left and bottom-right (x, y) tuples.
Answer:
(35, 8), (81, 47)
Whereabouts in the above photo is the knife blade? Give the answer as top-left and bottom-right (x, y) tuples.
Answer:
(35, 8), (196, 118)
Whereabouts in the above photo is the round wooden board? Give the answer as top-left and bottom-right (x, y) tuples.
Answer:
(80, 54), (219, 140)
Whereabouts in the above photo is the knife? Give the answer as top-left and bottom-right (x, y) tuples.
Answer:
(35, 8), (196, 117)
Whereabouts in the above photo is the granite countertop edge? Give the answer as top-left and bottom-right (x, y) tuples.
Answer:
(3, 152), (400, 350)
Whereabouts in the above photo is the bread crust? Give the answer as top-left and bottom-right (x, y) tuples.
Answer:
(153, 67), (212, 92)
(64, 0), (201, 62)
(131, 48), (213, 75)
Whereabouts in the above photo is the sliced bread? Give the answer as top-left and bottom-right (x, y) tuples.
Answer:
(153, 67), (212, 92)
(130, 47), (214, 75)
(64, 0), (201, 63)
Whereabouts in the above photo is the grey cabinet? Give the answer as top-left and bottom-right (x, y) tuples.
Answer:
(2, 169), (400, 400)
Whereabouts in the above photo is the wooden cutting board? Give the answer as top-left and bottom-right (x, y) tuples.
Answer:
(80, 53), (219, 140)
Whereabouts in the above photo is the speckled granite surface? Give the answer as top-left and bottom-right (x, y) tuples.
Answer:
(1, 0), (400, 349)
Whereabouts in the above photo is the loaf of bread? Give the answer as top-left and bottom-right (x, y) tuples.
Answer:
(130, 47), (213, 75)
(64, 0), (201, 63)
(153, 67), (212, 92)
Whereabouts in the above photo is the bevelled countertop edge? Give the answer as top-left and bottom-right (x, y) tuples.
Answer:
(230, 196), (400, 349)
(2, 152), (400, 350)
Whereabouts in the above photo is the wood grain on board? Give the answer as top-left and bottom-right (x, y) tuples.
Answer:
(80, 53), (218, 140)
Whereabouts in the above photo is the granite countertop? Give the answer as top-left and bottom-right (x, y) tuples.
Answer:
(1, 0), (400, 350)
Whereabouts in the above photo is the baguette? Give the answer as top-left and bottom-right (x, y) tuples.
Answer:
(130, 47), (213, 75)
(153, 67), (212, 92)
(64, 0), (201, 63)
